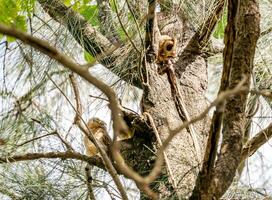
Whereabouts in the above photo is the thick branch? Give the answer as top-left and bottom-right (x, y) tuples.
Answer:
(191, 0), (260, 198)
(192, 0), (237, 196)
(183, 0), (225, 54)
(207, 0), (260, 198)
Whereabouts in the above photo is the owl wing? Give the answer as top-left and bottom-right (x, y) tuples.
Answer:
(95, 127), (111, 152)
(84, 135), (97, 156)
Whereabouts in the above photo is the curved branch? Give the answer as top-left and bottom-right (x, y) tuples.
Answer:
(0, 24), (155, 199)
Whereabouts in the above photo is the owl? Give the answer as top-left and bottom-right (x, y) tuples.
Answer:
(84, 118), (111, 156)
(157, 35), (177, 65)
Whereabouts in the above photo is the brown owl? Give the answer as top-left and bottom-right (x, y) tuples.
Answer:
(157, 35), (177, 65)
(84, 118), (111, 156)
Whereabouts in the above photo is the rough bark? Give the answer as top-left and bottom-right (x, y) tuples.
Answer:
(191, 0), (260, 199)
(140, 59), (209, 198)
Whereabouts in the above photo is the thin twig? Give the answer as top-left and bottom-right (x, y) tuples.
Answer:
(16, 131), (57, 147)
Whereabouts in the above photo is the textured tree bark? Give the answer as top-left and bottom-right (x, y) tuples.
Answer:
(190, 0), (260, 199)
(139, 59), (209, 199)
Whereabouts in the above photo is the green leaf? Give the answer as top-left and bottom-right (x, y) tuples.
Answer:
(213, 11), (227, 39)
(83, 0), (90, 4)
(7, 36), (16, 43)
(79, 5), (99, 27)
(14, 15), (27, 32)
(0, 0), (19, 24)
(19, 0), (35, 16)
(84, 51), (95, 63)
(63, 0), (71, 6)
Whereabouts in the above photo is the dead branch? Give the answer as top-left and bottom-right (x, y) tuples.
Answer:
(0, 23), (155, 199)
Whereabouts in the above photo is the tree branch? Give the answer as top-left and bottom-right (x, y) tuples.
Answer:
(145, 0), (160, 62)
(175, 0), (225, 74)
(37, 0), (114, 58)
(0, 23), (129, 140)
(0, 151), (104, 168)
(0, 23), (157, 199)
(69, 74), (129, 200)
(192, 0), (261, 198)
(241, 123), (272, 162)
(191, 0), (237, 195)
(37, 0), (142, 88)
(182, 0), (225, 54)
(85, 164), (96, 200)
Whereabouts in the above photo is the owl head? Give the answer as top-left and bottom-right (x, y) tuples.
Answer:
(87, 118), (107, 130)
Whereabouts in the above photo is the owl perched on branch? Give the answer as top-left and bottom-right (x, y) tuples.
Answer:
(84, 118), (111, 157)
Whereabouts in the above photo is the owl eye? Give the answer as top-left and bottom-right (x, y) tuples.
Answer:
(166, 43), (174, 51)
